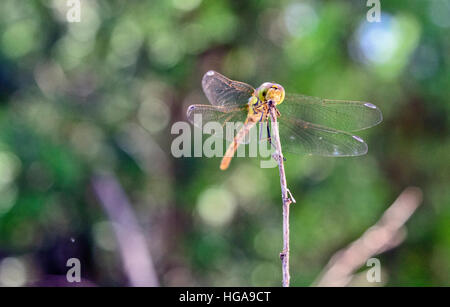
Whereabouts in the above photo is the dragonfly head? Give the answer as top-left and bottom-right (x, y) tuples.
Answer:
(258, 82), (285, 105)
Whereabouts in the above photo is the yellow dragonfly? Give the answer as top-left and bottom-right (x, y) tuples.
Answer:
(187, 71), (382, 170)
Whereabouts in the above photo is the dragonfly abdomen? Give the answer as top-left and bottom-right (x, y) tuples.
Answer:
(220, 114), (259, 170)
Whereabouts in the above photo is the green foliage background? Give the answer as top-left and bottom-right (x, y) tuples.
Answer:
(0, 0), (448, 286)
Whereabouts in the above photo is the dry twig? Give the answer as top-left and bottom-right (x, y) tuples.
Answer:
(269, 106), (296, 287)
(92, 173), (159, 287)
(314, 187), (423, 287)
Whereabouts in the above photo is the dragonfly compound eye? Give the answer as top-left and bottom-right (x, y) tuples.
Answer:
(267, 84), (285, 105)
(257, 82), (272, 101)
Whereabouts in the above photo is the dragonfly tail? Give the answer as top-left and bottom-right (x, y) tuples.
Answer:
(220, 154), (234, 170)
(220, 138), (241, 170)
(220, 116), (257, 170)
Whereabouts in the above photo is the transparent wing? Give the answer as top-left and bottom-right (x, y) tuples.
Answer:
(278, 93), (382, 132)
(277, 116), (368, 156)
(186, 104), (251, 143)
(202, 70), (255, 107)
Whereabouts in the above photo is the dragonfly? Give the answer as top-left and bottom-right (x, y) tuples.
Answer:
(187, 70), (382, 170)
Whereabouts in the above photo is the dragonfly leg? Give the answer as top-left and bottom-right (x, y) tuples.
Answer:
(258, 112), (266, 141)
(266, 120), (272, 144)
(257, 121), (272, 143)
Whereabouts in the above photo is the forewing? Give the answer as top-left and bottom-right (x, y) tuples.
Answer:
(202, 70), (255, 107)
(277, 116), (368, 156)
(278, 93), (382, 132)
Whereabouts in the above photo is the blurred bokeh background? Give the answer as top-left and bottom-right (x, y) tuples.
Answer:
(0, 0), (448, 286)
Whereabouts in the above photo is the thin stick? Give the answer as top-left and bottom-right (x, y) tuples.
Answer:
(269, 106), (296, 287)
(314, 187), (422, 287)
(92, 173), (159, 287)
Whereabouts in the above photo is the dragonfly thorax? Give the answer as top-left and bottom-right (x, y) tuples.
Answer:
(257, 82), (285, 105)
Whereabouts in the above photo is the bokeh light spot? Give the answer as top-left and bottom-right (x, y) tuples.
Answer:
(138, 98), (171, 133)
(172, 0), (202, 12)
(0, 258), (27, 287)
(1, 20), (38, 58)
(93, 221), (118, 252)
(197, 187), (236, 227)
(428, 0), (450, 28)
(0, 152), (21, 187)
(284, 2), (318, 38)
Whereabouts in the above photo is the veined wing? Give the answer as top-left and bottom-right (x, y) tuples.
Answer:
(202, 70), (255, 107)
(278, 116), (368, 156)
(186, 104), (251, 142)
(278, 93), (382, 132)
